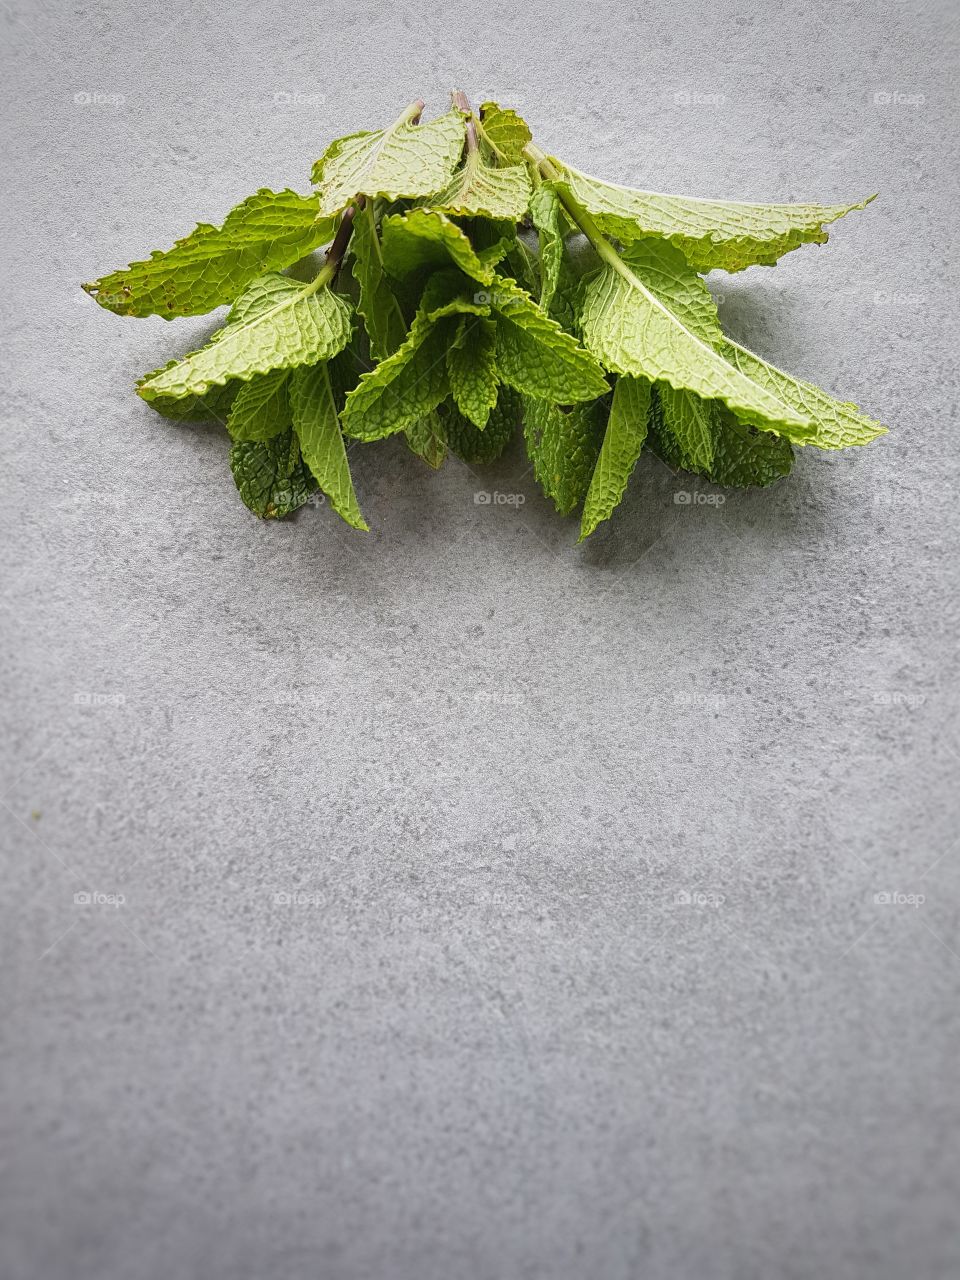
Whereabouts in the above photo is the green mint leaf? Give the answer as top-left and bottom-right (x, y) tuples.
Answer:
(381, 209), (500, 284)
(446, 316), (499, 428)
(289, 363), (368, 529)
(523, 395), (608, 515)
(722, 341), (887, 449)
(432, 150), (533, 221)
(476, 103), (533, 164)
(458, 217), (517, 270)
(312, 108), (466, 216)
(403, 411), (448, 468)
(339, 304), (450, 441)
(351, 203), (408, 360)
(620, 238), (724, 345)
(225, 370), (292, 442)
(441, 386), (519, 464)
(489, 275), (610, 403)
(707, 412), (795, 486)
(84, 189), (335, 318)
(553, 161), (875, 273)
(579, 376), (652, 540)
(230, 428), (317, 518)
(656, 385), (717, 470)
(135, 361), (239, 422)
(578, 255), (812, 436)
(138, 274), (352, 401)
(649, 392), (794, 487)
(528, 183), (569, 316)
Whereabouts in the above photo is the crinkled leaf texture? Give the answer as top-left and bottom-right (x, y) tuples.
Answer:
(442, 386), (519, 463)
(289, 363), (368, 529)
(138, 274), (352, 401)
(524, 395), (609, 516)
(381, 209), (502, 284)
(230, 429), (317, 519)
(553, 161), (875, 273)
(477, 103), (533, 164)
(431, 150), (532, 220)
(339, 300), (455, 441)
(488, 275), (610, 403)
(312, 109), (466, 215)
(84, 189), (335, 318)
(580, 376), (652, 540)
(226, 369), (292, 442)
(446, 316), (499, 428)
(578, 250), (812, 437)
(649, 390), (794, 488)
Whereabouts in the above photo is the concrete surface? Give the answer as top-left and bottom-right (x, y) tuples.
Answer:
(2, 1), (959, 1277)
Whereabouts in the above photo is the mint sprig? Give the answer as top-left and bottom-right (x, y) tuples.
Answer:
(84, 94), (888, 537)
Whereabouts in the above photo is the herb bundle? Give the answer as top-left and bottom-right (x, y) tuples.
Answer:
(84, 94), (886, 538)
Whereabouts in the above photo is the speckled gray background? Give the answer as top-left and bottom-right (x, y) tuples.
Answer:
(2, 1), (959, 1277)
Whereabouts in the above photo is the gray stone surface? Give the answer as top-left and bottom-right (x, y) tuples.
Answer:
(2, 1), (959, 1277)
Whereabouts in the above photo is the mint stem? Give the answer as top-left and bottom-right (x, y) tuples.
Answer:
(523, 143), (640, 286)
(451, 89), (478, 154)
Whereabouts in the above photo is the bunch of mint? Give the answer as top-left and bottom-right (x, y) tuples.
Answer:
(84, 94), (886, 538)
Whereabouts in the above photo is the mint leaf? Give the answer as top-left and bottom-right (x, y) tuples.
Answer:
(138, 274), (352, 401)
(84, 189), (335, 318)
(289, 363), (368, 529)
(403, 411), (447, 469)
(477, 103), (533, 164)
(620, 238), (724, 344)
(230, 429), (317, 518)
(135, 362), (238, 422)
(489, 275), (610, 403)
(351, 202), (407, 360)
(553, 161), (876, 273)
(524, 395), (608, 515)
(340, 304), (450, 441)
(432, 150), (532, 220)
(381, 209), (500, 284)
(722, 341), (887, 448)
(312, 106), (466, 216)
(656, 385), (716, 470)
(580, 376), (652, 540)
(226, 370), (292, 442)
(446, 316), (499, 428)
(442, 386), (519, 464)
(528, 183), (570, 316)
(649, 392), (794, 487)
(578, 255), (812, 436)
(708, 412), (794, 486)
